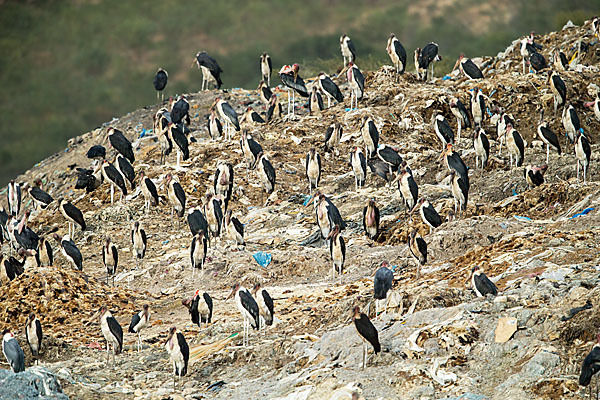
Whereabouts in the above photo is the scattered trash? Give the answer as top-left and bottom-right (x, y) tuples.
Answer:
(561, 300), (592, 321)
(495, 317), (518, 343)
(429, 357), (458, 386)
(253, 251), (272, 268)
(540, 268), (571, 281)
(513, 215), (531, 222)
(570, 207), (594, 219)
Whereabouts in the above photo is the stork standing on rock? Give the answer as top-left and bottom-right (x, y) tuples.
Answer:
(307, 191), (346, 242)
(525, 165), (547, 188)
(473, 126), (490, 169)
(393, 168), (418, 217)
(346, 62), (365, 110)
(57, 198), (86, 238)
(165, 327), (189, 390)
(361, 116), (379, 158)
(168, 122), (190, 169)
(575, 129), (591, 183)
(505, 124), (525, 168)
(362, 199), (379, 240)
(153, 68), (168, 102)
(165, 173), (186, 226)
(2, 330), (25, 373)
(139, 171), (159, 214)
(469, 266), (497, 297)
(537, 109), (561, 163)
(25, 180), (53, 211)
(579, 334), (600, 398)
(563, 104), (580, 144)
(449, 97), (471, 142)
(102, 237), (118, 286)
(373, 262), (394, 319)
(258, 80), (272, 105)
(549, 71), (566, 115)
(256, 152), (276, 200)
(411, 198), (442, 234)
(453, 54), (483, 79)
(305, 148), (321, 195)
(7, 180), (21, 217)
(128, 304), (150, 352)
(131, 221), (147, 269)
(324, 121), (343, 156)
(224, 210), (244, 247)
(213, 98), (240, 141)
(53, 233), (82, 271)
(497, 113), (515, 155)
(450, 170), (469, 218)
(408, 229), (427, 279)
(328, 225), (346, 282)
(240, 130), (263, 177)
(207, 109), (223, 140)
(416, 42), (441, 82)
(440, 144), (469, 184)
(433, 114), (454, 150)
(317, 72), (343, 108)
(242, 106), (265, 125)
(184, 290), (213, 330)
(351, 306), (380, 369)
(340, 34), (356, 66)
(94, 306), (123, 367)
(203, 193), (222, 239)
(252, 283), (274, 333)
(214, 162), (233, 211)
(377, 145), (402, 183)
(194, 51), (223, 90)
(107, 127), (134, 164)
(386, 33), (407, 80)
(190, 230), (207, 278)
(350, 147), (367, 190)
(226, 283), (260, 347)
(260, 52), (272, 86)
(25, 313), (42, 364)
(101, 159), (127, 204)
(278, 64), (309, 116)
(115, 154), (135, 191)
(470, 88), (486, 128)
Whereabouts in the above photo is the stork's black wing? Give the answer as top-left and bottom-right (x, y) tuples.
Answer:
(513, 131), (525, 166)
(393, 40), (407, 73)
(107, 315), (123, 353)
(463, 59), (483, 79)
(580, 346), (600, 386)
(154, 70), (168, 91)
(203, 292), (213, 323)
(64, 203), (86, 231)
(170, 125), (190, 160)
(63, 239), (83, 270)
(261, 85), (272, 101)
(129, 313), (141, 333)
(240, 290), (260, 329)
(109, 129), (134, 164)
(456, 100), (471, 128)
(321, 76), (344, 102)
(569, 107), (580, 131)
(540, 126), (561, 153)
(552, 75), (566, 101)
(279, 73), (309, 97)
(353, 67), (365, 94)
(221, 102), (240, 130)
(474, 273), (498, 296)
(529, 52), (547, 71)
(416, 237), (428, 264)
(347, 38), (356, 59)
(423, 204), (442, 228)
(30, 187), (53, 206)
(262, 158), (276, 193)
(188, 210), (208, 236)
(354, 314), (380, 353)
(197, 52), (223, 88)
(87, 145), (106, 159)
(177, 332), (189, 375)
(173, 182), (186, 217)
(261, 289), (274, 325)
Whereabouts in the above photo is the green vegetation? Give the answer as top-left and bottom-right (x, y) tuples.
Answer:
(1, 0), (598, 184)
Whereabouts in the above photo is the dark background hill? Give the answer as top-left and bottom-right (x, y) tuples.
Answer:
(0, 0), (598, 184)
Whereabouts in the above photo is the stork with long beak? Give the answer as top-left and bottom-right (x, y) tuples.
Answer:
(327, 225), (345, 282)
(453, 54), (483, 80)
(164, 327), (189, 390)
(584, 96), (600, 121)
(537, 108), (561, 163)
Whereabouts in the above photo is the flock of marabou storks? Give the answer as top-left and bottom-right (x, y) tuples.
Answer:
(2, 18), (600, 395)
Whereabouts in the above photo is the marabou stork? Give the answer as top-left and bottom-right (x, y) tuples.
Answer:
(24, 179), (53, 211)
(226, 283), (260, 347)
(553, 48), (569, 71)
(308, 191), (346, 242)
(256, 152), (276, 199)
(368, 160), (394, 185)
(2, 330), (25, 373)
(87, 144), (106, 160)
(350, 146), (367, 190)
(433, 114), (454, 150)
(505, 124), (525, 168)
(266, 94), (282, 122)
(53, 233), (82, 271)
(128, 304), (150, 352)
(242, 106), (265, 125)
(8, 211), (38, 252)
(346, 62), (364, 109)
(278, 64), (309, 116)
(224, 210), (244, 246)
(153, 68), (168, 101)
(93, 306), (123, 367)
(537, 109), (561, 163)
(374, 262), (394, 319)
(131, 221), (147, 269)
(38, 236), (53, 266)
(469, 266), (497, 297)
(252, 283), (274, 333)
(107, 127), (134, 164)
(450, 170), (469, 217)
(0, 254), (23, 283)
(305, 148), (322, 195)
(260, 52), (272, 86)
(102, 236), (118, 286)
(449, 97), (471, 142)
(101, 159), (127, 204)
(194, 51), (223, 90)
(549, 72), (566, 115)
(154, 110), (172, 164)
(417, 42), (441, 82)
(75, 162), (103, 193)
(187, 208), (209, 238)
(170, 96), (191, 129)
(362, 199), (379, 240)
(579, 334), (600, 399)
(317, 72), (343, 108)
(7, 180), (21, 217)
(409, 229), (427, 279)
(453, 54), (483, 79)
(139, 171), (159, 213)
(497, 113), (515, 155)
(58, 198), (86, 237)
(212, 98), (240, 141)
(386, 33), (407, 80)
(328, 225), (346, 281)
(392, 168), (418, 216)
(183, 290), (213, 330)
(0, 206), (8, 244)
(116, 154), (135, 190)
(361, 116), (379, 157)
(377, 145), (402, 182)
(324, 121), (343, 156)
(19, 248), (39, 270)
(168, 122), (189, 168)
(207, 109), (223, 140)
(308, 86), (324, 115)
(190, 231), (207, 278)
(214, 161), (233, 211)
(525, 164), (547, 188)
(440, 144), (469, 184)
(165, 327), (189, 389)
(528, 51), (547, 73)
(258, 80), (272, 105)
(165, 173), (186, 226)
(340, 34), (356, 66)
(25, 313), (42, 364)
(575, 129), (591, 183)
(584, 96), (600, 122)
(203, 193), (223, 239)
(411, 198), (442, 234)
(562, 104), (580, 144)
(473, 126), (490, 169)
(470, 88), (485, 128)
(351, 306), (380, 369)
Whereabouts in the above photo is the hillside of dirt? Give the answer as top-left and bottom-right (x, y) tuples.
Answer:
(1, 17), (600, 400)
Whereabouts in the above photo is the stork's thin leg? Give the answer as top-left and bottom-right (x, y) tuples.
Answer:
(110, 184), (114, 205)
(457, 119), (462, 142)
(522, 58), (525, 74)
(177, 150), (181, 169)
(546, 146), (550, 164)
(363, 342), (367, 369)
(327, 97), (331, 108)
(584, 164), (587, 183)
(417, 262), (421, 280)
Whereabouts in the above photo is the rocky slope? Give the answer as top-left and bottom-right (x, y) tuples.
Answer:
(1, 18), (600, 400)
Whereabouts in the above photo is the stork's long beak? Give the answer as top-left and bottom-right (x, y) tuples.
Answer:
(452, 59), (460, 72)
(304, 194), (316, 207)
(438, 148), (449, 162)
(584, 101), (595, 108)
(85, 310), (100, 326)
(409, 202), (419, 215)
(293, 70), (298, 83)
(390, 172), (402, 186)
(339, 64), (349, 77)
(464, 271), (473, 286)
(191, 58), (197, 69)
